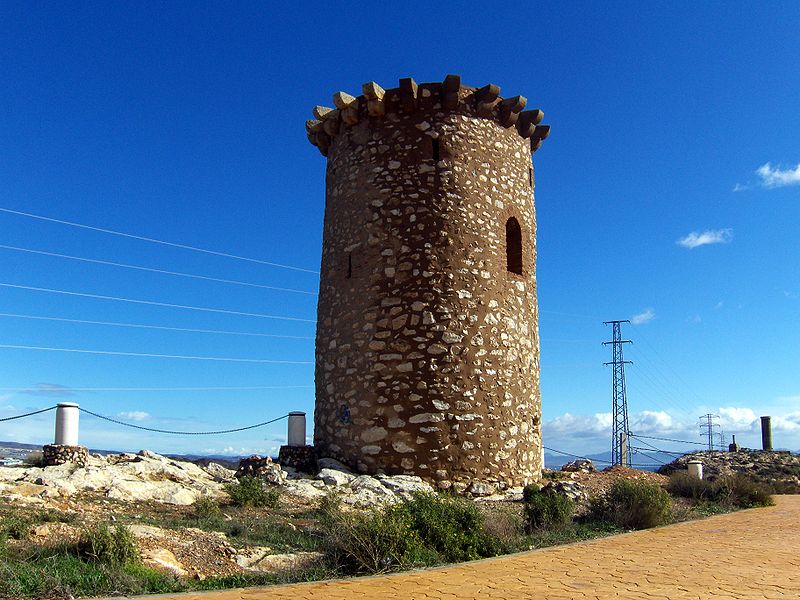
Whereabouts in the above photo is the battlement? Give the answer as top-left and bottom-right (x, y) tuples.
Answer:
(305, 74), (550, 156)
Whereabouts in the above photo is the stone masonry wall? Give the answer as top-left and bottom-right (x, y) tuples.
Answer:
(308, 77), (550, 492)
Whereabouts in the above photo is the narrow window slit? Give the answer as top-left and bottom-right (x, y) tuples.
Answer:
(506, 217), (523, 275)
(432, 138), (440, 162)
(346, 253), (352, 279)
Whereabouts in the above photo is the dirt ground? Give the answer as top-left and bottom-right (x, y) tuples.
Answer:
(1, 467), (668, 581)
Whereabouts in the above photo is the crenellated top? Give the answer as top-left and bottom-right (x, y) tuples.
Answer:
(305, 74), (551, 157)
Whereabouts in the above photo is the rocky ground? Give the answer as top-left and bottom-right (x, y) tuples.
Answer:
(658, 450), (800, 493)
(0, 450), (683, 581)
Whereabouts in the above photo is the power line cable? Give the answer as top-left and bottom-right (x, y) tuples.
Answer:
(543, 445), (614, 465)
(630, 433), (707, 446)
(0, 406), (57, 421)
(634, 328), (709, 408)
(0, 207), (319, 274)
(0, 343), (313, 364)
(628, 361), (697, 418)
(627, 348), (699, 416)
(0, 283), (316, 323)
(630, 449), (667, 465)
(79, 408), (289, 435)
(0, 244), (317, 295)
(0, 312), (314, 340)
(0, 385), (313, 392)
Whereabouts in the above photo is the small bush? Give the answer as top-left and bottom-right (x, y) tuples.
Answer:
(395, 493), (498, 562)
(191, 496), (223, 520)
(522, 484), (574, 531)
(1, 514), (33, 540)
(225, 476), (281, 508)
(667, 471), (774, 509)
(318, 500), (429, 574)
(594, 480), (672, 530)
(713, 474), (774, 509)
(667, 472), (715, 501)
(23, 452), (44, 467)
(76, 524), (139, 567)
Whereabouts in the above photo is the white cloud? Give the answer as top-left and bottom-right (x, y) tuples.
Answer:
(544, 412), (612, 437)
(756, 162), (800, 188)
(732, 182), (751, 192)
(676, 228), (733, 249)
(717, 407), (757, 430)
(631, 308), (655, 325)
(117, 411), (150, 421)
(630, 410), (673, 433)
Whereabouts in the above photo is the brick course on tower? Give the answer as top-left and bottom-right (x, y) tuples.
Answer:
(306, 75), (550, 494)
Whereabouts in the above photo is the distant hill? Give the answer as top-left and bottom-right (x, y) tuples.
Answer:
(544, 449), (676, 472)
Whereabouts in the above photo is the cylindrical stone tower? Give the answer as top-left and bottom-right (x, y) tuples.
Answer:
(307, 75), (550, 493)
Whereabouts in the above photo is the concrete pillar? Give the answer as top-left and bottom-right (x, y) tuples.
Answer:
(688, 460), (703, 480)
(287, 411), (306, 447)
(761, 416), (773, 451)
(54, 402), (80, 446)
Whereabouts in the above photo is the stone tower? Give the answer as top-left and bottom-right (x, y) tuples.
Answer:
(306, 75), (550, 493)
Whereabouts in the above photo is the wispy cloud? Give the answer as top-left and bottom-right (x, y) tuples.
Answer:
(756, 162), (800, 188)
(117, 411), (150, 421)
(630, 308), (655, 325)
(734, 162), (800, 191)
(20, 383), (75, 397)
(677, 228), (733, 249)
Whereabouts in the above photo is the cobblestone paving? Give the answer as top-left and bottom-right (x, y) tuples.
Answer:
(138, 495), (800, 599)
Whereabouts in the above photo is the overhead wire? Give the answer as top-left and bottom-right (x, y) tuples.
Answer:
(627, 347), (699, 415)
(0, 343), (313, 364)
(0, 406), (57, 421)
(0, 207), (319, 274)
(0, 283), (316, 323)
(634, 328), (709, 408)
(543, 445), (614, 465)
(0, 385), (313, 392)
(79, 408), (289, 435)
(0, 244), (317, 295)
(0, 312), (314, 340)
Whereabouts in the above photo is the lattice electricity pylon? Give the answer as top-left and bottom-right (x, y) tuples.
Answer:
(604, 320), (632, 466)
(699, 413), (720, 451)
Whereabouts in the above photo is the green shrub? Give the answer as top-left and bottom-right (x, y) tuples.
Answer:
(667, 471), (715, 501)
(23, 452), (44, 467)
(394, 493), (498, 562)
(76, 524), (140, 567)
(225, 476), (281, 508)
(667, 471), (774, 509)
(712, 474), (774, 509)
(191, 496), (223, 521)
(522, 484), (574, 531)
(318, 499), (429, 574)
(594, 480), (672, 530)
(1, 514), (33, 540)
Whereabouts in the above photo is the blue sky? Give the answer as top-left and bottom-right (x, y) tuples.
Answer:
(1, 2), (798, 459)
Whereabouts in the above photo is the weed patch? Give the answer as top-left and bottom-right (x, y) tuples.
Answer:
(225, 476), (281, 508)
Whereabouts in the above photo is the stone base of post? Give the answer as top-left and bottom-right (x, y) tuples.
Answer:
(278, 445), (317, 473)
(42, 444), (89, 467)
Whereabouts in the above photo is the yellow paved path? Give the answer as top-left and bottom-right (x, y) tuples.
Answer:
(134, 495), (800, 599)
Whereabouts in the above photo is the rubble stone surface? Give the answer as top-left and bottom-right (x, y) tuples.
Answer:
(312, 78), (547, 490)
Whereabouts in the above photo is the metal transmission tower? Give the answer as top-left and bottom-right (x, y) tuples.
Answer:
(699, 413), (720, 451)
(717, 428), (727, 451)
(604, 320), (632, 466)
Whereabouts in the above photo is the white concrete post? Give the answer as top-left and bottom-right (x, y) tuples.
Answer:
(287, 411), (306, 447)
(54, 402), (80, 446)
(688, 460), (703, 480)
